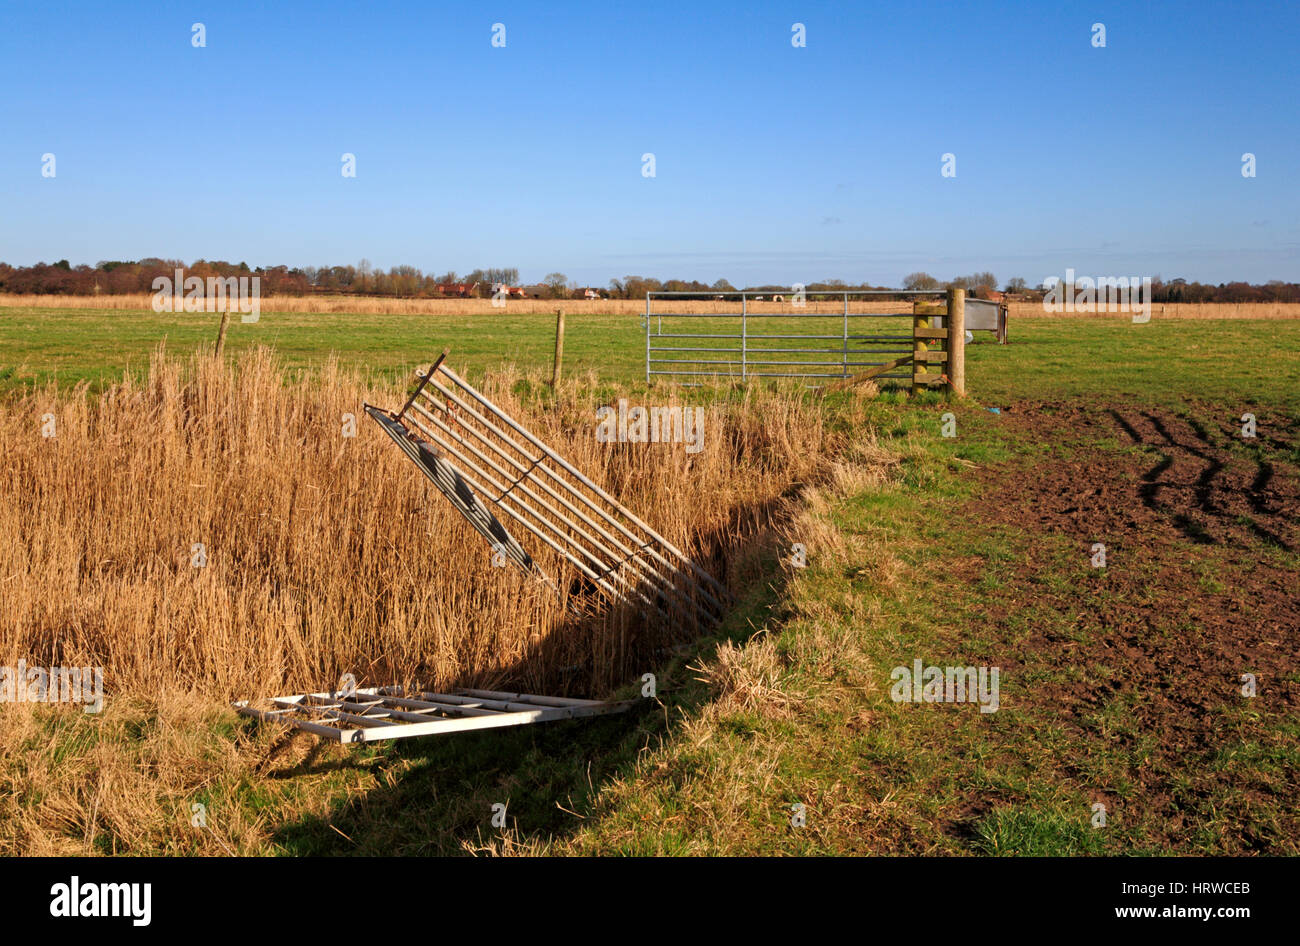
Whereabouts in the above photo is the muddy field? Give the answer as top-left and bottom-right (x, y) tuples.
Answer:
(963, 399), (1298, 849)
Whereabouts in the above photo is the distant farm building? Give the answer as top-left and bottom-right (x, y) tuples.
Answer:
(436, 281), (480, 297)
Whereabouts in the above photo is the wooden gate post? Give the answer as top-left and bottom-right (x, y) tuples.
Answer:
(912, 303), (929, 395)
(947, 287), (966, 397)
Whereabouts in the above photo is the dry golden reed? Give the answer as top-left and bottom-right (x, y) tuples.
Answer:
(0, 346), (839, 706)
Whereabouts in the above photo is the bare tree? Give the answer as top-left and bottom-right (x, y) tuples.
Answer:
(543, 272), (569, 298)
(903, 272), (940, 290)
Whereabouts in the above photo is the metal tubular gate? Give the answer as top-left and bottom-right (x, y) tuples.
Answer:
(364, 356), (727, 631)
(645, 289), (947, 385)
(236, 686), (633, 744)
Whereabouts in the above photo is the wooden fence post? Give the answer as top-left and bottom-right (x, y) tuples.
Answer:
(551, 308), (565, 387)
(214, 310), (231, 359)
(947, 287), (966, 397)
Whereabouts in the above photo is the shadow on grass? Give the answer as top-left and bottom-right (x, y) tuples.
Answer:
(263, 528), (793, 856)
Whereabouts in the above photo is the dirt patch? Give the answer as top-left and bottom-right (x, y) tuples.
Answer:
(990, 400), (1299, 551)
(959, 399), (1299, 848)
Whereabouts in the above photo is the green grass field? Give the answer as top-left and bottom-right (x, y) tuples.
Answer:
(3, 304), (1299, 411)
(4, 305), (1297, 855)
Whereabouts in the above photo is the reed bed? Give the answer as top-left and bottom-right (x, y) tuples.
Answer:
(0, 346), (842, 705)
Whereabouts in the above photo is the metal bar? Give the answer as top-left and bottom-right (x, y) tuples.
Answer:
(643, 311), (918, 318)
(652, 351), (912, 360)
(652, 356), (910, 366)
(747, 333), (880, 340)
(651, 346), (906, 354)
(648, 359), (742, 366)
(842, 293), (849, 378)
(375, 687), (606, 712)
(452, 687), (610, 707)
(748, 370), (908, 379)
(729, 359), (906, 367)
(650, 362), (912, 372)
(651, 332), (910, 340)
(741, 295), (747, 381)
(356, 711), (555, 741)
(399, 350), (447, 419)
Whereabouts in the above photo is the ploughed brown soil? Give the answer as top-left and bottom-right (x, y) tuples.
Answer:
(959, 399), (1299, 848)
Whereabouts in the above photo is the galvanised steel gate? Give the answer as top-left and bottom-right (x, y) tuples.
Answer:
(644, 289), (947, 385)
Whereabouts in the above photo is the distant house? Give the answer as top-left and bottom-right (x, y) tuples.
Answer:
(972, 287), (1005, 303)
(583, 288), (601, 300)
(436, 281), (480, 297)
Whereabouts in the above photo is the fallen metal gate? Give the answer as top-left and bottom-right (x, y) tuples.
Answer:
(645, 289), (947, 385)
(236, 686), (633, 744)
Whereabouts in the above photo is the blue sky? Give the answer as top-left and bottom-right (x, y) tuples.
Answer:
(1, 0), (1296, 287)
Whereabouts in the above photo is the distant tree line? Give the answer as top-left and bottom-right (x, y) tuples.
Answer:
(0, 259), (528, 298)
(902, 271), (1300, 304)
(2, 259), (1297, 305)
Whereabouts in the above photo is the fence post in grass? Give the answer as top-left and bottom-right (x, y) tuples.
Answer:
(214, 309), (231, 360)
(947, 287), (966, 397)
(551, 308), (565, 387)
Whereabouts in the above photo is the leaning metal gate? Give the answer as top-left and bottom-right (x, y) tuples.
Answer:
(645, 289), (948, 386)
